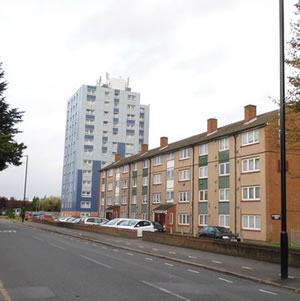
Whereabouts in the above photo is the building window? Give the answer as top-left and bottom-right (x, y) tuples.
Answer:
(180, 148), (190, 160)
(133, 163), (138, 170)
(108, 169), (113, 177)
(166, 190), (174, 201)
(219, 188), (230, 201)
(121, 196), (128, 204)
(123, 165), (129, 173)
(199, 144), (208, 156)
(242, 129), (260, 146)
(219, 138), (229, 151)
(178, 214), (190, 225)
(81, 191), (91, 197)
(143, 176), (148, 186)
(199, 166), (208, 178)
(80, 201), (91, 208)
(167, 153), (175, 160)
(219, 215), (230, 228)
(142, 213), (148, 220)
(199, 190), (208, 201)
(179, 191), (190, 203)
(132, 178), (137, 187)
(199, 214), (208, 226)
(242, 215), (261, 230)
(122, 180), (128, 189)
(167, 169), (175, 180)
(143, 160), (149, 168)
(107, 198), (112, 205)
(242, 157), (260, 173)
(108, 183), (113, 191)
(242, 186), (260, 201)
(131, 195), (137, 204)
(83, 160), (92, 166)
(219, 162), (230, 176)
(169, 213), (173, 225)
(142, 195), (148, 204)
(179, 169), (190, 181)
(153, 193), (161, 203)
(153, 174), (162, 185)
(154, 156), (162, 166)
(114, 196), (120, 205)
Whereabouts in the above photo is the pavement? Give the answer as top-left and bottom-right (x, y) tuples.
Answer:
(22, 221), (300, 294)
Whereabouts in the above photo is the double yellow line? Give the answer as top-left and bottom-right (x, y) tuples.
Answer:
(0, 281), (11, 301)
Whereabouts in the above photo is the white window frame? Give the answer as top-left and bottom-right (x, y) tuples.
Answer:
(199, 214), (208, 226)
(167, 169), (175, 180)
(131, 195), (137, 205)
(108, 169), (113, 177)
(121, 195), (128, 204)
(154, 156), (162, 166)
(107, 183), (113, 191)
(219, 188), (230, 201)
(107, 197), (112, 205)
(167, 153), (175, 160)
(122, 179), (128, 189)
(242, 129), (260, 146)
(242, 186), (260, 201)
(199, 143), (208, 156)
(180, 148), (190, 160)
(242, 215), (261, 230)
(219, 138), (229, 151)
(132, 178), (137, 187)
(219, 162), (230, 176)
(199, 166), (208, 178)
(80, 201), (91, 208)
(143, 176), (148, 186)
(242, 157), (260, 173)
(123, 165), (129, 173)
(153, 174), (162, 185)
(142, 195), (148, 204)
(133, 162), (138, 170)
(153, 193), (161, 204)
(143, 160), (149, 168)
(219, 214), (230, 228)
(179, 191), (190, 203)
(169, 213), (174, 225)
(178, 214), (190, 225)
(199, 190), (208, 201)
(179, 169), (190, 181)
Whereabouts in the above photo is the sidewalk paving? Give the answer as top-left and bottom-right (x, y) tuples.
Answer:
(24, 221), (300, 293)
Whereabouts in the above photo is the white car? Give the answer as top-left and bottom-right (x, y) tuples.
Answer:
(116, 219), (155, 237)
(79, 217), (107, 225)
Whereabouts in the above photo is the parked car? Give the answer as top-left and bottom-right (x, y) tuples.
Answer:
(199, 226), (240, 242)
(101, 218), (126, 227)
(151, 221), (165, 232)
(24, 213), (30, 221)
(79, 217), (108, 225)
(42, 214), (57, 222)
(116, 219), (156, 237)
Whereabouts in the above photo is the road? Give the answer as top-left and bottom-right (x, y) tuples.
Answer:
(0, 219), (299, 301)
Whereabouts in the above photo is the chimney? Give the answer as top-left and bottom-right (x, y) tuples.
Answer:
(141, 144), (148, 154)
(244, 105), (257, 122)
(207, 118), (217, 134)
(160, 137), (168, 148)
(114, 153), (121, 162)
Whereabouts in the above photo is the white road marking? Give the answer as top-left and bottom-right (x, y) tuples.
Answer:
(145, 258), (153, 261)
(80, 255), (112, 269)
(127, 253), (134, 256)
(142, 281), (190, 301)
(188, 255), (197, 259)
(169, 251), (176, 254)
(212, 260), (222, 264)
(138, 246), (145, 249)
(115, 240), (120, 243)
(102, 246), (107, 249)
(152, 248), (158, 251)
(259, 289), (278, 296)
(218, 277), (233, 284)
(113, 249), (119, 252)
(126, 242), (131, 245)
(48, 243), (66, 251)
(188, 269), (200, 274)
(33, 236), (44, 242)
(242, 266), (253, 270)
(164, 263), (174, 267)
(92, 244), (97, 247)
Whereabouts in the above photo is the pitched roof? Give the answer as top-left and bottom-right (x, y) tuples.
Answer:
(101, 109), (278, 171)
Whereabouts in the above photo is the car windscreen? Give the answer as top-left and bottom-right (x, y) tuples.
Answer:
(106, 219), (119, 225)
(216, 227), (231, 233)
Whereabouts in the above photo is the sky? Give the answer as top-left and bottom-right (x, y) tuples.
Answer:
(0, 0), (298, 200)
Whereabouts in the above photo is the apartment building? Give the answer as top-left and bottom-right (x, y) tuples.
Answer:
(99, 105), (300, 242)
(61, 76), (150, 217)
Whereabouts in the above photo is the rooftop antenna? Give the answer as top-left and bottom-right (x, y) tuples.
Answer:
(106, 72), (110, 84)
(96, 76), (102, 86)
(126, 77), (130, 88)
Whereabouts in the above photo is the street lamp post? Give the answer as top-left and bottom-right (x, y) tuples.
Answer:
(279, 0), (288, 280)
(22, 155), (29, 222)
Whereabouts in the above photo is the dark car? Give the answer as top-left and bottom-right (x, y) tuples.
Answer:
(199, 226), (240, 242)
(152, 221), (166, 232)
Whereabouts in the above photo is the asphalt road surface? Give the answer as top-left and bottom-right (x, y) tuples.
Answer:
(0, 219), (299, 301)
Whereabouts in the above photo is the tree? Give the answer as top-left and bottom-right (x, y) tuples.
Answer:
(0, 62), (26, 171)
(39, 196), (61, 212)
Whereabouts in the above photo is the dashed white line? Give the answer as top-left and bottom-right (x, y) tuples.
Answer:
(127, 253), (133, 256)
(113, 249), (119, 252)
(218, 277), (233, 284)
(92, 244), (97, 247)
(152, 248), (158, 251)
(102, 246), (107, 249)
(188, 256), (197, 259)
(48, 243), (66, 251)
(115, 240), (120, 243)
(164, 263), (174, 267)
(80, 255), (112, 269)
(126, 242), (131, 245)
(142, 281), (190, 301)
(188, 269), (199, 274)
(169, 251), (176, 254)
(145, 258), (153, 261)
(242, 266), (253, 270)
(212, 260), (222, 264)
(138, 246), (145, 249)
(259, 289), (278, 296)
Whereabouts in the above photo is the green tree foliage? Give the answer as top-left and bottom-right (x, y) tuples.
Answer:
(0, 62), (26, 171)
(39, 196), (61, 212)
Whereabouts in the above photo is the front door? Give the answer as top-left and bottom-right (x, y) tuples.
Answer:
(106, 212), (113, 220)
(155, 213), (165, 226)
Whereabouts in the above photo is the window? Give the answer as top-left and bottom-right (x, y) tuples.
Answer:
(121, 196), (128, 204)
(108, 169), (113, 177)
(83, 170), (92, 175)
(199, 166), (208, 178)
(199, 214), (208, 226)
(132, 178), (137, 187)
(82, 180), (91, 186)
(81, 191), (91, 197)
(122, 180), (128, 189)
(143, 176), (148, 186)
(242, 186), (260, 201)
(133, 163), (138, 170)
(83, 160), (92, 165)
(80, 201), (91, 208)
(167, 153), (175, 160)
(123, 165), (129, 173)
(219, 162), (230, 176)
(219, 188), (230, 201)
(219, 215), (230, 228)
(131, 195), (137, 204)
(166, 190), (174, 201)
(242, 215), (261, 230)
(199, 190), (208, 201)
(107, 197), (112, 205)
(153, 193), (161, 203)
(180, 148), (190, 160)
(242, 157), (260, 173)
(242, 129), (260, 146)
(153, 174), (162, 185)
(169, 213), (173, 225)
(114, 196), (120, 205)
(219, 138), (229, 151)
(178, 214), (190, 225)
(108, 183), (113, 191)
(143, 160), (149, 168)
(179, 191), (190, 202)
(154, 156), (162, 166)
(142, 195), (148, 204)
(142, 213), (148, 220)
(179, 169), (190, 181)
(199, 144), (208, 156)
(167, 169), (175, 180)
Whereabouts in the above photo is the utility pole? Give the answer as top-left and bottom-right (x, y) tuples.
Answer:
(22, 155), (29, 222)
